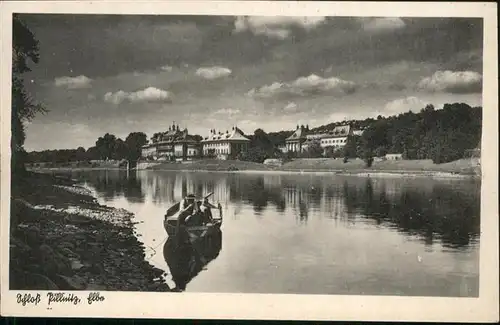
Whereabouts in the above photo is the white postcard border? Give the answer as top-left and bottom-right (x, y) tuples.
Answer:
(1, 1), (498, 322)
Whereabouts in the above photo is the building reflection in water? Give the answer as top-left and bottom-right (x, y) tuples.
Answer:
(163, 231), (222, 292)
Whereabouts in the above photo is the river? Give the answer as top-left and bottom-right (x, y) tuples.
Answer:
(54, 169), (480, 297)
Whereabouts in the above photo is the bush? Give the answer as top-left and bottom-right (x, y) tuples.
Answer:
(365, 156), (374, 167)
(374, 146), (388, 157)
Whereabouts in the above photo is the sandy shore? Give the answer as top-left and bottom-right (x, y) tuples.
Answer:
(9, 172), (170, 291)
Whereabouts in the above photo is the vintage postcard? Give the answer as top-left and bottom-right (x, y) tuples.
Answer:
(1, 0), (498, 322)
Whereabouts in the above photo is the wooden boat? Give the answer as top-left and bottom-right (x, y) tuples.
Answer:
(164, 192), (223, 244)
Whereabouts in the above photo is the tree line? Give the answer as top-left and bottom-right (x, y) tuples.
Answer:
(237, 102), (482, 166)
(357, 103), (481, 165)
(25, 132), (148, 164)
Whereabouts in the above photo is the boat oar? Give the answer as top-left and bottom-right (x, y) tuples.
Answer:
(202, 192), (214, 200)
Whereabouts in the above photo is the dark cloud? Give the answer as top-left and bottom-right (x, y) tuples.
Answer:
(15, 14), (484, 150)
(19, 15), (482, 83)
(292, 17), (483, 78)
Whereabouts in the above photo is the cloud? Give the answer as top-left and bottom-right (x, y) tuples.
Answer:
(361, 18), (406, 31)
(212, 108), (240, 116)
(384, 96), (430, 113)
(195, 66), (232, 79)
(247, 74), (357, 99)
(417, 70), (482, 94)
(103, 87), (172, 105)
(234, 16), (326, 39)
(54, 75), (92, 89)
(160, 65), (173, 72)
(283, 102), (298, 112)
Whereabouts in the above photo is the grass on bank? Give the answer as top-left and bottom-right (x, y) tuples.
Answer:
(281, 158), (479, 174)
(146, 159), (277, 171)
(143, 158), (479, 175)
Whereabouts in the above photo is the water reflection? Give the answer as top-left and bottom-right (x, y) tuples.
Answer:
(62, 170), (480, 296)
(163, 231), (222, 292)
(74, 170), (480, 250)
(342, 178), (480, 249)
(67, 170), (146, 203)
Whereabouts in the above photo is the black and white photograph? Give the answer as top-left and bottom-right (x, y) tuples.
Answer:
(1, 1), (498, 322)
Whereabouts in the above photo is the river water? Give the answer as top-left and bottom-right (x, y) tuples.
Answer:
(57, 170), (480, 296)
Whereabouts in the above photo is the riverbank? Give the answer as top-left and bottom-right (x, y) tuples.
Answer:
(9, 171), (170, 291)
(140, 158), (480, 178)
(26, 158), (481, 179)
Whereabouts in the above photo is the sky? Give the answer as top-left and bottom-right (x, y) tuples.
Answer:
(17, 14), (483, 151)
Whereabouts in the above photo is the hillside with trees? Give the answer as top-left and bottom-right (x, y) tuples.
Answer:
(355, 103), (481, 164)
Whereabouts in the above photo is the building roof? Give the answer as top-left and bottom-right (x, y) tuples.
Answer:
(301, 138), (320, 146)
(328, 125), (351, 136)
(202, 126), (250, 142)
(143, 122), (200, 148)
(286, 126), (308, 141)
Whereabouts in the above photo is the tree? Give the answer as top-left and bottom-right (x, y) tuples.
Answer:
(343, 135), (360, 159)
(363, 150), (374, 167)
(302, 140), (323, 158)
(241, 129), (280, 162)
(151, 132), (162, 143)
(192, 134), (203, 142)
(86, 146), (100, 161)
(324, 146), (335, 158)
(95, 133), (118, 160)
(125, 132), (148, 161)
(112, 138), (128, 160)
(12, 15), (47, 175)
(75, 147), (86, 161)
(240, 147), (269, 163)
(374, 146), (388, 157)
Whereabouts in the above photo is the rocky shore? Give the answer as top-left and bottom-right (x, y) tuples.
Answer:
(9, 172), (170, 291)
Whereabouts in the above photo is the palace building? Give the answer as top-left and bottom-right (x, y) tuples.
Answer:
(201, 126), (250, 160)
(285, 124), (355, 153)
(317, 124), (352, 150)
(141, 122), (201, 161)
(285, 125), (309, 153)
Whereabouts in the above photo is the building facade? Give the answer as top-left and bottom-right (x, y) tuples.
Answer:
(201, 126), (250, 160)
(286, 124), (354, 153)
(141, 122), (201, 161)
(285, 125), (309, 152)
(385, 153), (403, 160)
(318, 124), (352, 150)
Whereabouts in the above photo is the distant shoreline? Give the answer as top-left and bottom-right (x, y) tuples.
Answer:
(143, 169), (478, 179)
(27, 165), (480, 180)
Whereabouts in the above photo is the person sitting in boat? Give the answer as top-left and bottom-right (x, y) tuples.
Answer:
(180, 194), (198, 211)
(180, 194), (201, 225)
(199, 198), (218, 224)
